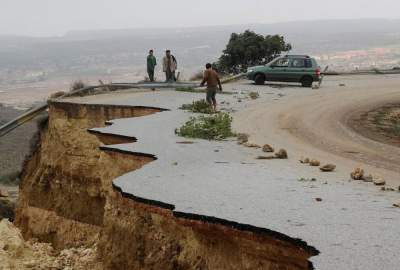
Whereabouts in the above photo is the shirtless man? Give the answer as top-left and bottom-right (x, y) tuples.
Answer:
(200, 63), (222, 112)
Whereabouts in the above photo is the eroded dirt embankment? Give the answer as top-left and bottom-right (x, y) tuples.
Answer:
(349, 103), (400, 147)
(14, 101), (317, 270)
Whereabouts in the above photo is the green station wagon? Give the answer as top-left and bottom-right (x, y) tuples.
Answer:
(246, 55), (321, 87)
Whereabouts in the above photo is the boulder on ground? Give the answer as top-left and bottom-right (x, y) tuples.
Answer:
(309, 159), (320, 166)
(320, 164), (336, 172)
(0, 198), (15, 221)
(299, 157), (310, 164)
(363, 174), (373, 182)
(0, 189), (9, 198)
(243, 142), (261, 148)
(275, 149), (288, 159)
(350, 168), (364, 180)
(256, 156), (275, 160)
(393, 202), (400, 208)
(262, 144), (274, 153)
(237, 133), (249, 144)
(373, 176), (386, 186)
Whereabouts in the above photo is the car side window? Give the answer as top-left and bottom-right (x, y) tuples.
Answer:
(291, 59), (306, 68)
(305, 59), (312, 68)
(273, 58), (289, 67)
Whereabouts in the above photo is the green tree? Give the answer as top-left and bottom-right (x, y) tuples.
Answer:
(216, 30), (292, 73)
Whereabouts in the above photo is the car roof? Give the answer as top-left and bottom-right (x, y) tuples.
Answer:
(282, 55), (311, 58)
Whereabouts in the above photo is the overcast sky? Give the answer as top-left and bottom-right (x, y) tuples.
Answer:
(1, 0), (399, 36)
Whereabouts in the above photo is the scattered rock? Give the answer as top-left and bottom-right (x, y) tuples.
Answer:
(176, 141), (195, 144)
(350, 168), (364, 180)
(299, 157), (310, 164)
(385, 187), (395, 191)
(393, 202), (400, 208)
(256, 156), (275, 160)
(214, 150), (219, 152)
(172, 162), (178, 166)
(249, 92), (260, 100)
(339, 83), (346, 87)
(275, 149), (288, 159)
(0, 189), (9, 198)
(315, 198), (323, 202)
(309, 159), (320, 166)
(0, 219), (98, 269)
(0, 198), (15, 221)
(243, 142), (261, 148)
(320, 164), (336, 172)
(237, 133), (249, 144)
(363, 174), (373, 182)
(373, 176), (386, 186)
(262, 144), (274, 153)
(298, 178), (317, 182)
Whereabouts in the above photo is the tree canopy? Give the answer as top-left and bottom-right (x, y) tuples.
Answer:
(215, 30), (292, 73)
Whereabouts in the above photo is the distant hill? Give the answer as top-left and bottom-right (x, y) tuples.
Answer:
(0, 19), (399, 79)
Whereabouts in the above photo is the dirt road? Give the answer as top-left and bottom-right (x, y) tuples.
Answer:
(234, 75), (400, 185)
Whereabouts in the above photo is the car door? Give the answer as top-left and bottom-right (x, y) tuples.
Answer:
(286, 58), (307, 82)
(267, 58), (290, 82)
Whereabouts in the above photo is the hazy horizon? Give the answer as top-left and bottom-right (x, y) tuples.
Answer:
(1, 0), (400, 37)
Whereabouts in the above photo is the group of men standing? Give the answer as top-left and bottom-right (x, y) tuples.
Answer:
(146, 49), (222, 112)
(146, 49), (177, 82)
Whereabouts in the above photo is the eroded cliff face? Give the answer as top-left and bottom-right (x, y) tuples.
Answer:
(14, 101), (318, 270)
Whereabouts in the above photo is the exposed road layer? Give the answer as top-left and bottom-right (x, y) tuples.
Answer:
(235, 75), (400, 184)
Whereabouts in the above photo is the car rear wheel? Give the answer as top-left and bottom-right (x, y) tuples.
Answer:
(254, 74), (265, 85)
(301, 76), (313, 87)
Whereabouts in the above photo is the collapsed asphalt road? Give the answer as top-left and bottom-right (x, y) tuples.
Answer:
(55, 74), (400, 269)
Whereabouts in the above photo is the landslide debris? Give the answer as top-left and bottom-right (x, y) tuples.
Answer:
(0, 219), (99, 270)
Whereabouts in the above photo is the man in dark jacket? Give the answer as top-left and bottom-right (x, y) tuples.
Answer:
(147, 49), (157, 82)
